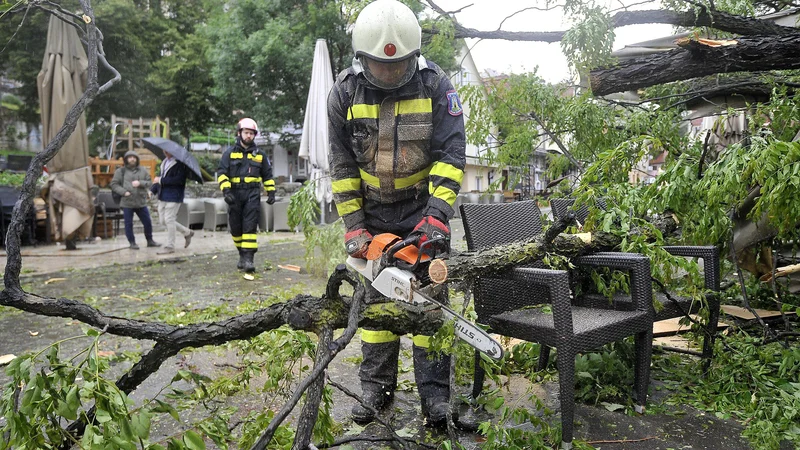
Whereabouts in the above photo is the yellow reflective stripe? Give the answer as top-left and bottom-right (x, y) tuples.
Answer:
(396, 98), (432, 115)
(241, 241), (258, 249)
(395, 165), (431, 189)
(332, 178), (361, 193)
(218, 174), (230, 182)
(362, 329), (399, 344)
(359, 168), (380, 188)
(264, 179), (275, 187)
(412, 335), (431, 348)
(430, 162), (464, 185)
(336, 198), (363, 216)
(264, 186), (276, 191)
(248, 153), (263, 162)
(219, 181), (231, 190)
(348, 100), (432, 121)
(232, 236), (242, 242)
(429, 183), (457, 206)
(242, 233), (258, 240)
(347, 104), (380, 120)
(231, 177), (263, 183)
(230, 152), (244, 159)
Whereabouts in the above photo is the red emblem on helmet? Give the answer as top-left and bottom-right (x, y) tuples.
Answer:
(384, 43), (397, 57)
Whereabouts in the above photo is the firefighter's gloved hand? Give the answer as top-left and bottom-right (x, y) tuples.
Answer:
(266, 191), (275, 205)
(410, 216), (450, 254)
(344, 228), (372, 259)
(223, 188), (235, 205)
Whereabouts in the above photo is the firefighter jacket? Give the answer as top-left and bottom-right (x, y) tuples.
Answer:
(328, 56), (466, 234)
(217, 139), (275, 194)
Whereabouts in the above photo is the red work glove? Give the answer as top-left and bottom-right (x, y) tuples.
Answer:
(410, 216), (450, 250)
(344, 228), (372, 259)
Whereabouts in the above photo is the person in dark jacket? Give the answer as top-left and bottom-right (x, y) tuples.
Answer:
(217, 118), (276, 273)
(110, 151), (161, 250)
(327, 0), (466, 427)
(152, 150), (194, 254)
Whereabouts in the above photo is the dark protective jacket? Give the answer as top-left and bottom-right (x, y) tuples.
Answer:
(328, 56), (466, 236)
(217, 140), (275, 193)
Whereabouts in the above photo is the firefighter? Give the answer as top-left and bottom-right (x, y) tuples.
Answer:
(217, 118), (276, 273)
(327, 0), (466, 426)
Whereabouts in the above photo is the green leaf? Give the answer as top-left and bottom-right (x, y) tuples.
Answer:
(95, 408), (112, 423)
(183, 430), (206, 450)
(152, 399), (181, 422)
(131, 411), (152, 440)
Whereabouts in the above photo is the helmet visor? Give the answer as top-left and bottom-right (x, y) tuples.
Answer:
(361, 55), (417, 90)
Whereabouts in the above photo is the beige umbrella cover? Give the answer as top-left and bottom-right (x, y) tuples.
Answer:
(299, 39), (334, 207)
(37, 15), (93, 241)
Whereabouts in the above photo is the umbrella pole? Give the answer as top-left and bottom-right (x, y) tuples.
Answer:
(319, 200), (325, 225)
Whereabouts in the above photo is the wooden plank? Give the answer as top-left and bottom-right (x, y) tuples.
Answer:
(721, 305), (795, 320)
(653, 315), (729, 337)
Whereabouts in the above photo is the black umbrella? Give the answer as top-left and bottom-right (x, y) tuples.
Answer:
(140, 137), (204, 183)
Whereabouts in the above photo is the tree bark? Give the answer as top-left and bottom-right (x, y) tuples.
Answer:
(590, 35), (800, 96)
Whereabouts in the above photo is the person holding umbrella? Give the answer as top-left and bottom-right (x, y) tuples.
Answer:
(327, 0), (466, 427)
(152, 150), (195, 254)
(217, 118), (276, 273)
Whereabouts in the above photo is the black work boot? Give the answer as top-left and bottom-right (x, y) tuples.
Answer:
(236, 249), (245, 270)
(146, 239), (161, 248)
(413, 345), (451, 427)
(422, 396), (450, 427)
(242, 251), (256, 273)
(351, 387), (393, 424)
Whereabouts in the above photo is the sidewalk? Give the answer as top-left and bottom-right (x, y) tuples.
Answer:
(1, 227), (305, 276)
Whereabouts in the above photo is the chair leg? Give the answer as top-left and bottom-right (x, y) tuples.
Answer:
(537, 345), (551, 372)
(702, 294), (721, 367)
(633, 330), (652, 413)
(471, 348), (486, 400)
(556, 348), (576, 446)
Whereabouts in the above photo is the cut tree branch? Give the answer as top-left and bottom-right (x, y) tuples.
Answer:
(590, 34), (800, 96)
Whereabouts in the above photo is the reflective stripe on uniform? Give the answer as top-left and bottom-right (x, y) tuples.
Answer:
(429, 183), (458, 206)
(264, 179), (275, 191)
(359, 169), (380, 188)
(218, 174), (231, 190)
(396, 165), (431, 189)
(361, 329), (399, 344)
(241, 233), (258, 249)
(230, 152), (244, 159)
(332, 177), (361, 193)
(412, 335), (431, 348)
(231, 177), (263, 184)
(335, 197), (363, 216)
(232, 235), (242, 248)
(347, 99), (432, 120)
(248, 153), (263, 162)
(430, 162), (464, 185)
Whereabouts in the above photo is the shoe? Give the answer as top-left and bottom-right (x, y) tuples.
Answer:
(352, 389), (393, 424)
(129, 243), (140, 250)
(184, 231), (194, 248)
(146, 239), (161, 248)
(422, 396), (449, 427)
(242, 252), (256, 273)
(157, 247), (175, 255)
(237, 250), (245, 270)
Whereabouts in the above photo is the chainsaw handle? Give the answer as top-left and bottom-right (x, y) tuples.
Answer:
(386, 236), (420, 266)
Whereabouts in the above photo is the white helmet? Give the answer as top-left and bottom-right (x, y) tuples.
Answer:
(236, 117), (258, 135)
(352, 0), (421, 90)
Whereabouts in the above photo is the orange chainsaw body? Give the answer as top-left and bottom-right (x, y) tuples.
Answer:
(365, 233), (431, 265)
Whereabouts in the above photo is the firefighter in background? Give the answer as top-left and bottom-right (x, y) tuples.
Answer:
(327, 0), (466, 426)
(217, 118), (276, 273)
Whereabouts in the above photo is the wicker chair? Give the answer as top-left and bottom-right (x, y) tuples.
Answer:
(460, 201), (654, 448)
(550, 198), (721, 361)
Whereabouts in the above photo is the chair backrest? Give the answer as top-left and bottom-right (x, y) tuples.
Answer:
(96, 191), (120, 211)
(460, 200), (548, 319)
(550, 197), (607, 225)
(460, 200), (544, 251)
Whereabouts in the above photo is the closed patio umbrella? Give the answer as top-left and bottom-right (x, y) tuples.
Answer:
(37, 15), (93, 244)
(298, 39), (334, 222)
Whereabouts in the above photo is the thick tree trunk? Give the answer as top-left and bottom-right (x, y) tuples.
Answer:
(590, 35), (800, 96)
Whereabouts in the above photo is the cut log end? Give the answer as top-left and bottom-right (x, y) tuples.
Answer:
(428, 259), (448, 285)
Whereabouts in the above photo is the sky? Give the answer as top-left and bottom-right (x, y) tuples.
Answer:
(427, 0), (675, 83)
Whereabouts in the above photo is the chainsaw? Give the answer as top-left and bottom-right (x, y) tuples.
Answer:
(346, 233), (504, 360)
